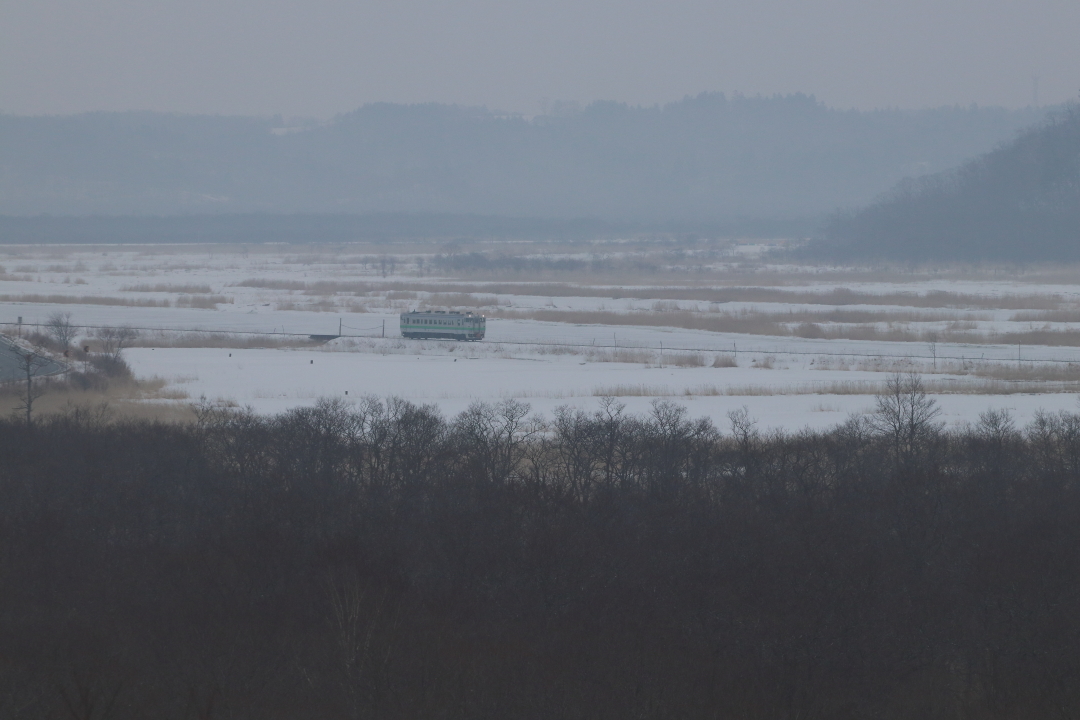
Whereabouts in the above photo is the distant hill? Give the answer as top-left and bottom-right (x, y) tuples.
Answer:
(815, 104), (1080, 261)
(0, 213), (814, 245)
(0, 95), (1047, 225)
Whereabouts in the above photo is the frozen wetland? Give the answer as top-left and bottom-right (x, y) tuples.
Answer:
(3, 239), (1080, 429)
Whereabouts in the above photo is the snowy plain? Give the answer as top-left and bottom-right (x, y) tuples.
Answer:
(3, 241), (1080, 431)
(123, 345), (1080, 432)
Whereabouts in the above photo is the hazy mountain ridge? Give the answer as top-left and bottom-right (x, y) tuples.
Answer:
(816, 104), (1080, 261)
(0, 94), (1047, 222)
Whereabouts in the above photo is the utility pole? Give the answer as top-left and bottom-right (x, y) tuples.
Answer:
(339, 318), (342, 336)
(17, 351), (48, 426)
(382, 320), (385, 338)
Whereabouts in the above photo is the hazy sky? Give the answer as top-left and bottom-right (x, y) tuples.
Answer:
(3, 0), (1078, 118)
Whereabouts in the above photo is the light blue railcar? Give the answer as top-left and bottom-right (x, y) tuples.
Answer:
(400, 310), (485, 341)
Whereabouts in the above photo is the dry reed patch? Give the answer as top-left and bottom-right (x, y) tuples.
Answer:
(175, 295), (231, 309)
(594, 377), (1080, 397)
(0, 294), (170, 308)
(822, 357), (1080, 385)
(236, 278), (309, 291)
(275, 296), (370, 313)
(1010, 309), (1080, 322)
(495, 308), (1080, 347)
(663, 352), (707, 367)
(42, 263), (89, 273)
(423, 293), (500, 308)
(991, 329), (1080, 347)
(592, 381), (883, 397)
(128, 331), (319, 349)
(584, 348), (656, 364)
(121, 283), (215, 293)
(0, 373), (194, 422)
(236, 277), (1070, 312)
(920, 378), (1080, 394)
(494, 308), (788, 336)
(948, 361), (1080, 383)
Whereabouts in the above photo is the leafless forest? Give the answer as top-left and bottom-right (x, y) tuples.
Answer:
(2, 379), (1079, 718)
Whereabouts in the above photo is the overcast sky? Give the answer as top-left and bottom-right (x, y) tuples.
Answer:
(2, 0), (1077, 118)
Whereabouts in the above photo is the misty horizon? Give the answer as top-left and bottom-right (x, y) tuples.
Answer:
(4, 0), (1078, 118)
(0, 91), (1064, 124)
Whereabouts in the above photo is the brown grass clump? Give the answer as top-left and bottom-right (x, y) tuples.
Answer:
(0, 358), (194, 423)
(0, 394), (197, 423)
(794, 322), (826, 338)
(585, 348), (655, 364)
(663, 352), (707, 367)
(175, 295), (231, 309)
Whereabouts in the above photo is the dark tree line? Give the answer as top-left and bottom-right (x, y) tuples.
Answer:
(2, 388), (1080, 718)
(817, 103), (1080, 261)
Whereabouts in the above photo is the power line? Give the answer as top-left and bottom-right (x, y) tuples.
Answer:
(3, 321), (1078, 365)
(339, 322), (385, 332)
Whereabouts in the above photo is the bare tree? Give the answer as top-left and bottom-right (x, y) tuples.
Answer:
(870, 372), (943, 462)
(327, 570), (398, 719)
(452, 399), (540, 484)
(728, 405), (759, 450)
(977, 407), (1016, 444)
(14, 351), (50, 425)
(96, 326), (138, 361)
(926, 332), (939, 370)
(59, 672), (122, 720)
(46, 311), (77, 350)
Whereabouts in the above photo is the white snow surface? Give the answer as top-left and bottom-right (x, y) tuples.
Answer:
(126, 345), (1080, 432)
(4, 244), (1080, 431)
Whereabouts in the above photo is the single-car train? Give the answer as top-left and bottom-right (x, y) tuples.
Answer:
(400, 310), (485, 341)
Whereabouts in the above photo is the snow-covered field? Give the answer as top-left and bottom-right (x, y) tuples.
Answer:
(4, 241), (1080, 430)
(123, 344), (1080, 431)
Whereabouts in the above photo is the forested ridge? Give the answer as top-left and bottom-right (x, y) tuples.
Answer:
(817, 103), (1080, 261)
(0, 94), (1044, 223)
(2, 385), (1080, 718)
